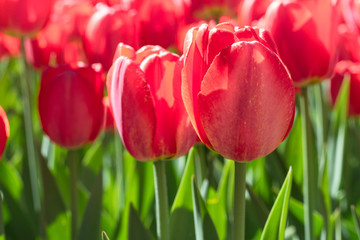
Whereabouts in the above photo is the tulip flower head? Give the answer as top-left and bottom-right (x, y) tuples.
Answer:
(38, 63), (105, 149)
(83, 3), (138, 71)
(0, 0), (54, 36)
(262, 0), (338, 85)
(0, 106), (10, 159)
(107, 44), (197, 161)
(330, 60), (360, 117)
(182, 23), (295, 161)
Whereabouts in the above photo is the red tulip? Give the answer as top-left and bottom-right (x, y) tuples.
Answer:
(182, 23), (295, 161)
(0, 0), (54, 36)
(25, 0), (93, 68)
(337, 23), (360, 62)
(330, 60), (360, 116)
(107, 44), (197, 161)
(136, 0), (179, 49)
(262, 0), (339, 86)
(340, 0), (360, 33)
(83, 3), (138, 71)
(0, 106), (10, 159)
(38, 63), (105, 149)
(238, 0), (273, 25)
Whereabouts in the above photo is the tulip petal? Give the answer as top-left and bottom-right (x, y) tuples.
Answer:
(198, 41), (294, 161)
(141, 52), (196, 159)
(110, 56), (157, 160)
(182, 26), (213, 148)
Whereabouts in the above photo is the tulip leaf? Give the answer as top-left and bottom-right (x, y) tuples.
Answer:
(77, 168), (103, 240)
(171, 148), (195, 211)
(46, 212), (71, 240)
(192, 175), (219, 240)
(118, 153), (154, 240)
(351, 205), (360, 238)
(128, 203), (153, 240)
(102, 231), (110, 240)
(246, 184), (269, 226)
(170, 148), (195, 240)
(284, 113), (303, 185)
(206, 187), (227, 240)
(38, 154), (66, 224)
(327, 75), (350, 197)
(0, 161), (22, 201)
(217, 159), (233, 216)
(260, 167), (293, 240)
(288, 197), (324, 237)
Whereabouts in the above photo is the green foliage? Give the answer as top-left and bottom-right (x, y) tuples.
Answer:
(260, 167), (293, 240)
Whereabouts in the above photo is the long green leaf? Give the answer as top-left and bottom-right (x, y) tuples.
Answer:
(260, 167), (293, 240)
(38, 154), (66, 224)
(206, 187), (227, 240)
(191, 176), (219, 240)
(102, 231), (110, 240)
(328, 75), (350, 197)
(351, 205), (360, 238)
(288, 197), (324, 237)
(192, 175), (204, 240)
(170, 148), (195, 240)
(77, 169), (103, 240)
(128, 203), (153, 240)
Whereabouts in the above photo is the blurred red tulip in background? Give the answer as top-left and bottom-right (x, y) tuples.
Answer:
(83, 3), (138, 71)
(136, 0), (179, 49)
(25, 0), (94, 68)
(262, 0), (339, 86)
(0, 106), (9, 159)
(182, 24), (295, 161)
(107, 44), (197, 161)
(330, 60), (360, 116)
(0, 0), (54, 36)
(38, 63), (105, 149)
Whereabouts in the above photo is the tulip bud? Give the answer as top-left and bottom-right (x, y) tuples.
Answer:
(107, 44), (197, 161)
(38, 63), (105, 149)
(0, 0), (54, 36)
(330, 60), (360, 117)
(0, 106), (10, 159)
(83, 4), (138, 71)
(182, 23), (295, 161)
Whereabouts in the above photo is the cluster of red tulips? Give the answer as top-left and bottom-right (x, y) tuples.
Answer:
(1, 0), (360, 239)
(0, 0), (298, 160)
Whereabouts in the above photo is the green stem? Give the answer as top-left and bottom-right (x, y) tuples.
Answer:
(68, 151), (78, 240)
(114, 133), (124, 212)
(111, 133), (124, 240)
(300, 87), (316, 240)
(233, 161), (246, 240)
(20, 38), (41, 213)
(153, 160), (169, 240)
(0, 191), (4, 240)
